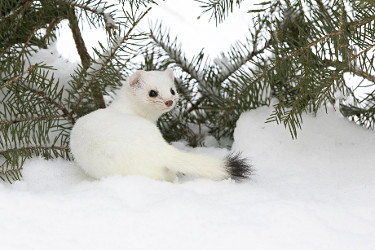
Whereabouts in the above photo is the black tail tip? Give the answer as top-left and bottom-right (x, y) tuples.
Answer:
(225, 152), (253, 181)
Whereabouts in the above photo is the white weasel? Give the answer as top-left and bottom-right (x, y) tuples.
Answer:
(70, 69), (251, 182)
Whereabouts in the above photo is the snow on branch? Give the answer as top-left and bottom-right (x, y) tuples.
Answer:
(60, 0), (117, 30)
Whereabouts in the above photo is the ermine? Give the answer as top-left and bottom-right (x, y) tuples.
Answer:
(70, 69), (252, 182)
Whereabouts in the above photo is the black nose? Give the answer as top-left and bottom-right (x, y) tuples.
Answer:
(165, 100), (173, 107)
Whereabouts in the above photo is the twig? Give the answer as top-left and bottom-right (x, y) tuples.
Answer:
(0, 65), (35, 89)
(187, 97), (204, 113)
(324, 58), (375, 83)
(0, 45), (12, 58)
(350, 43), (375, 61)
(0, 115), (65, 126)
(27, 88), (76, 124)
(353, 67), (375, 83)
(42, 17), (65, 44)
(0, 145), (70, 155)
(19, 22), (45, 60)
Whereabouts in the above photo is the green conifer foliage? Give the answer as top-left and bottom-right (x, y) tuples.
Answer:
(145, 0), (375, 146)
(0, 0), (153, 182)
(145, 22), (271, 146)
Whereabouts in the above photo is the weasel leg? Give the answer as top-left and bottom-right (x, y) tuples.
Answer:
(163, 168), (176, 182)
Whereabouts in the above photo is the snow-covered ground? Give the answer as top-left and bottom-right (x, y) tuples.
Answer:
(1, 1), (375, 249)
(1, 106), (374, 250)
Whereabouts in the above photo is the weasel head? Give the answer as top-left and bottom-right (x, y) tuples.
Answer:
(125, 69), (179, 121)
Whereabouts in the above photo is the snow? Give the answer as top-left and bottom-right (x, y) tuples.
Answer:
(1, 106), (375, 250)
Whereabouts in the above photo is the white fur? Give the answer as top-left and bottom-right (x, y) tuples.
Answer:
(70, 69), (229, 182)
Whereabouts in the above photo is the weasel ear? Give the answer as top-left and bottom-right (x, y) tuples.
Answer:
(129, 70), (145, 87)
(165, 68), (174, 81)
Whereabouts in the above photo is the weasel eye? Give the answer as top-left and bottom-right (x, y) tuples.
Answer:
(149, 90), (158, 97)
(170, 88), (175, 95)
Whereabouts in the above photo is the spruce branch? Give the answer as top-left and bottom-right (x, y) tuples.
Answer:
(67, 5), (106, 109)
(0, 0), (33, 24)
(353, 68), (375, 83)
(41, 17), (65, 44)
(323, 58), (375, 83)
(0, 1), (155, 182)
(351, 43), (375, 61)
(281, 29), (344, 64)
(226, 13), (375, 116)
(215, 11), (273, 82)
(0, 45), (12, 58)
(316, 0), (329, 15)
(27, 88), (75, 124)
(0, 168), (23, 183)
(0, 145), (71, 155)
(0, 115), (65, 126)
(109, 7), (152, 60)
(341, 103), (375, 129)
(59, 0), (118, 31)
(216, 37), (272, 84)
(0, 65), (35, 89)
(290, 51), (310, 114)
(149, 26), (205, 83)
(195, 0), (243, 25)
(186, 98), (204, 113)
(19, 22), (46, 60)
(70, 6), (152, 113)
(60, 0), (111, 16)
(68, 7), (91, 68)
(148, 24), (210, 116)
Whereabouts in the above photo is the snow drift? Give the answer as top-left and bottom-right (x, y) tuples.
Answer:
(1, 106), (374, 250)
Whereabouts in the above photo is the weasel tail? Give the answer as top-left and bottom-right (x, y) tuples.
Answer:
(166, 147), (252, 181)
